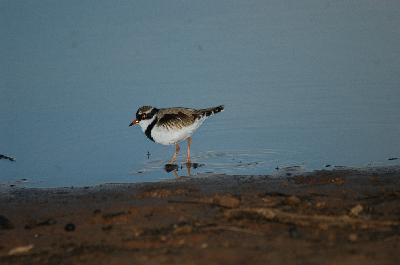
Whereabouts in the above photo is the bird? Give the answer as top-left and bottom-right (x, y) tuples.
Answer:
(129, 105), (224, 164)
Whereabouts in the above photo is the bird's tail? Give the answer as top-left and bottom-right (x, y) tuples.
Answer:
(198, 105), (224, 117)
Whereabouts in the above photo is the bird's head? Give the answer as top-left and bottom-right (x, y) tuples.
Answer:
(129, 106), (159, 129)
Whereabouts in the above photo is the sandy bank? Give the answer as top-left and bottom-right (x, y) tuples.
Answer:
(1, 167), (400, 265)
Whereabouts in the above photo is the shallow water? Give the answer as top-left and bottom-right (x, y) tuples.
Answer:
(1, 1), (400, 187)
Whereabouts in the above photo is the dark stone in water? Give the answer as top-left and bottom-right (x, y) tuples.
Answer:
(325, 164), (331, 168)
(0, 154), (15, 162)
(65, 223), (76, 232)
(388, 157), (399, 161)
(0, 215), (14, 230)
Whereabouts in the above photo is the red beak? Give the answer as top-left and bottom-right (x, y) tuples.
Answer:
(129, 119), (139, 126)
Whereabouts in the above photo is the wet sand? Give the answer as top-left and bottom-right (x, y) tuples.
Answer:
(1, 167), (400, 265)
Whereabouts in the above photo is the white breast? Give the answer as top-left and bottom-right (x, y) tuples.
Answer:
(151, 118), (206, 145)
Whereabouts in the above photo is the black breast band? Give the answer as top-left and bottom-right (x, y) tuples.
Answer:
(145, 118), (158, 142)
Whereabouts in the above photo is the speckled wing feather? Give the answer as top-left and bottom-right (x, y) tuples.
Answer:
(157, 108), (199, 129)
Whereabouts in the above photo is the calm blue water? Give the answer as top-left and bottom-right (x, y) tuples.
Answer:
(1, 1), (400, 187)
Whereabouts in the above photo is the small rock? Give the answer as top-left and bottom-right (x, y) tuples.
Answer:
(350, 204), (363, 216)
(8, 244), (34, 255)
(64, 223), (76, 232)
(0, 215), (14, 230)
(0, 154), (15, 162)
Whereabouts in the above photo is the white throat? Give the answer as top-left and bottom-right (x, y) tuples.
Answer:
(138, 115), (157, 133)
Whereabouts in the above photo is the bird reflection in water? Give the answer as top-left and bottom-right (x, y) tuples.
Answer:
(164, 162), (202, 178)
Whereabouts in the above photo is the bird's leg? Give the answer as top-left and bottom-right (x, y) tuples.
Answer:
(185, 162), (191, 176)
(186, 137), (192, 163)
(169, 143), (180, 164)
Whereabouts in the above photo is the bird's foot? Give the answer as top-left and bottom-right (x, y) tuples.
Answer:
(164, 163), (178, 173)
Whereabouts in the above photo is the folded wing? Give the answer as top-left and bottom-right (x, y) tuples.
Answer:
(158, 109), (199, 129)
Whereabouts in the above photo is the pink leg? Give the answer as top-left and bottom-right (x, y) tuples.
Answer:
(186, 137), (192, 163)
(169, 143), (180, 164)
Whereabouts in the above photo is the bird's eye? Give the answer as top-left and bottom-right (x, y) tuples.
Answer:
(142, 113), (147, 119)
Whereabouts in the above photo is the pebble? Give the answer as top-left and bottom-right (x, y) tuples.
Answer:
(64, 223), (76, 232)
(8, 244), (34, 255)
(350, 204), (363, 216)
(0, 215), (14, 230)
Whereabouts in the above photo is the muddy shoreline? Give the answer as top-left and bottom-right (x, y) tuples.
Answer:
(1, 167), (400, 265)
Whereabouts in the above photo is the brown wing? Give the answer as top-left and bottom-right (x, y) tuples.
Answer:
(158, 108), (199, 129)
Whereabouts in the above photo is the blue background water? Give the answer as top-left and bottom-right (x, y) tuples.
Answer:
(1, 0), (400, 187)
